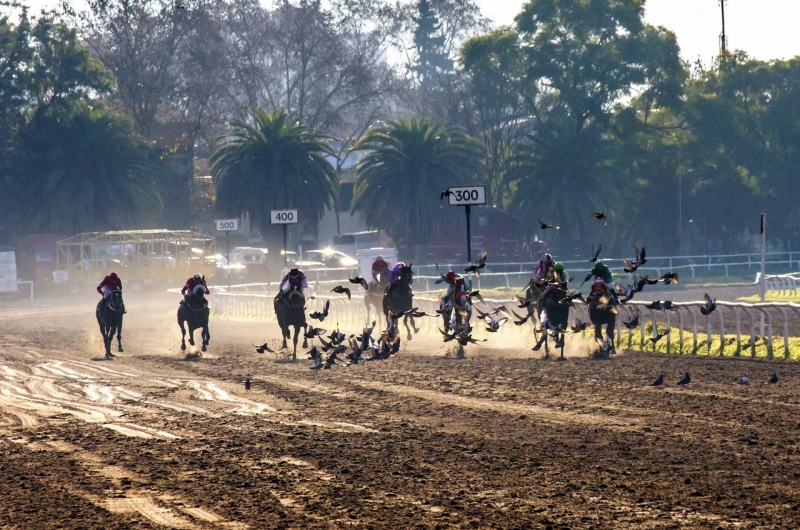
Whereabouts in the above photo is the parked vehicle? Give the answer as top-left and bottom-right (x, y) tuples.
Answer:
(229, 247), (269, 282)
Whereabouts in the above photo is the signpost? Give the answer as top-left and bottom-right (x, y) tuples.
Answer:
(271, 209), (299, 274)
(446, 186), (486, 289)
(216, 218), (239, 291)
(760, 213), (766, 336)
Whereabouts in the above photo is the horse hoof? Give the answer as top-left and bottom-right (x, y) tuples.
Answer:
(118, 348), (124, 353)
(302, 340), (308, 348)
(406, 334), (412, 341)
(189, 339), (195, 346)
(181, 344), (186, 351)
(201, 345), (207, 352)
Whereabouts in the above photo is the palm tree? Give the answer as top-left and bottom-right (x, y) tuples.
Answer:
(14, 103), (160, 234)
(210, 107), (337, 237)
(350, 117), (484, 252)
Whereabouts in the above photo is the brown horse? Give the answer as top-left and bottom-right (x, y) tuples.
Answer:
(97, 288), (124, 359)
(383, 263), (418, 341)
(178, 284), (210, 352)
(587, 290), (618, 357)
(274, 290), (308, 360)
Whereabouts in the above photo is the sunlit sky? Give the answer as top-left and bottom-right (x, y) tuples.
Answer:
(22, 0), (800, 64)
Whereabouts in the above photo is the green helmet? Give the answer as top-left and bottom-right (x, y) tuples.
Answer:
(554, 262), (565, 273)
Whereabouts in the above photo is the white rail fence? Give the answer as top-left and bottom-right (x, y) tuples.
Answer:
(759, 273), (800, 295)
(207, 289), (800, 359)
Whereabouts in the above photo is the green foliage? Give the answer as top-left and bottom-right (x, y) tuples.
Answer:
(211, 107), (338, 238)
(12, 103), (160, 234)
(350, 117), (484, 248)
(410, 0), (453, 89)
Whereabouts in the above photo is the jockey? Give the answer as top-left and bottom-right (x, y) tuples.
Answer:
(589, 261), (618, 305)
(371, 255), (390, 284)
(540, 262), (568, 304)
(386, 262), (411, 296)
(531, 253), (555, 285)
(279, 268), (308, 296)
(182, 273), (209, 297)
(436, 270), (468, 308)
(97, 271), (122, 299)
(181, 273), (209, 305)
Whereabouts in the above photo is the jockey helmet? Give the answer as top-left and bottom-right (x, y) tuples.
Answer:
(109, 272), (118, 279)
(445, 271), (458, 282)
(194, 273), (202, 280)
(375, 255), (384, 261)
(553, 262), (565, 273)
(289, 268), (300, 277)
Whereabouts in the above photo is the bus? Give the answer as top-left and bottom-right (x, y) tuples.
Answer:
(332, 230), (388, 257)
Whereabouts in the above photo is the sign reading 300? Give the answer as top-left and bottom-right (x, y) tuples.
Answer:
(447, 186), (486, 206)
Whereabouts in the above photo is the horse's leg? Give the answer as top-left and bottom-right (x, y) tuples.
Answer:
(201, 324), (209, 352)
(607, 319), (616, 353)
(116, 319), (124, 353)
(292, 325), (300, 361)
(106, 326), (116, 357)
(411, 314), (420, 334)
(188, 324), (196, 346)
(179, 318), (187, 351)
(98, 320), (109, 356)
(301, 323), (308, 349)
(403, 315), (412, 341)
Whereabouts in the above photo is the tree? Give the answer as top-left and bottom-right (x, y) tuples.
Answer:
(210, 107), (338, 238)
(410, 0), (451, 92)
(350, 117), (484, 252)
(12, 103), (160, 234)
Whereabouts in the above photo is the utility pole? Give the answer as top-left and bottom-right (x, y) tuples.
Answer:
(719, 1), (728, 53)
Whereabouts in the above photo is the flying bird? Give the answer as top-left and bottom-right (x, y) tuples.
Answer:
(634, 246), (647, 266)
(590, 211), (607, 225)
(590, 243), (602, 262)
(650, 331), (667, 344)
(331, 286), (351, 300)
(483, 314), (509, 332)
(349, 276), (369, 290)
(515, 295), (535, 309)
(700, 293), (717, 315)
(660, 272), (679, 285)
(439, 328), (457, 343)
(635, 274), (658, 293)
(769, 372), (778, 384)
(663, 300), (678, 311)
(622, 257), (640, 274)
(537, 217), (559, 230)
(737, 374), (750, 385)
(468, 290), (484, 303)
(652, 374), (664, 386)
(464, 251), (488, 278)
(457, 333), (486, 346)
(645, 301), (663, 311)
(511, 309), (531, 326)
(303, 327), (327, 339)
(310, 300), (331, 321)
(570, 319), (589, 333)
(677, 372), (691, 385)
(440, 189), (453, 201)
(615, 284), (634, 304)
(254, 342), (276, 354)
(623, 307), (639, 329)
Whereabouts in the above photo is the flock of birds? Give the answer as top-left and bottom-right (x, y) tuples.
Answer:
(650, 371), (780, 386)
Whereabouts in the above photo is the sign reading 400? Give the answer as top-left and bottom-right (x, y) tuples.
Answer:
(271, 209), (299, 224)
(447, 186), (486, 206)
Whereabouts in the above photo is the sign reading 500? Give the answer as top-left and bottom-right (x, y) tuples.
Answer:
(271, 209), (299, 224)
(447, 186), (486, 206)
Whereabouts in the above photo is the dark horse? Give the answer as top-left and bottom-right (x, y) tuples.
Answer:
(535, 286), (570, 359)
(587, 290), (618, 357)
(274, 290), (308, 361)
(383, 263), (418, 340)
(97, 288), (125, 359)
(178, 284), (210, 352)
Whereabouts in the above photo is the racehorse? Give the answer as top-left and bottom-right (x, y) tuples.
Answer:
(364, 278), (387, 330)
(536, 285), (570, 359)
(383, 263), (419, 341)
(178, 284), (210, 352)
(96, 287), (124, 359)
(274, 290), (308, 360)
(587, 290), (618, 358)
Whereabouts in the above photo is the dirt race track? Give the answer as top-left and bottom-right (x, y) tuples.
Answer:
(1, 294), (800, 529)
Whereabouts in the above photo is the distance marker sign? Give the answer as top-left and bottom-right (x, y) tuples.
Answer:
(271, 209), (298, 224)
(216, 219), (239, 231)
(447, 186), (486, 206)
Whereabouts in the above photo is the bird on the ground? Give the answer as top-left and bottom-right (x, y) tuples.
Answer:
(634, 246), (647, 266)
(591, 211), (607, 225)
(570, 319), (589, 333)
(244, 376), (252, 391)
(660, 272), (679, 285)
(440, 189), (453, 201)
(310, 300), (330, 321)
(254, 342), (276, 354)
(737, 374), (750, 385)
(537, 217), (559, 230)
(663, 300), (678, 311)
(646, 301), (663, 310)
(700, 293), (717, 315)
(650, 331), (667, 344)
(303, 327), (327, 339)
(623, 307), (639, 329)
(590, 243), (602, 262)
(483, 314), (509, 332)
(464, 251), (488, 278)
(510, 309), (530, 326)
(677, 372), (691, 385)
(652, 374), (664, 386)
(769, 372), (778, 384)
(349, 276), (369, 290)
(331, 286), (351, 300)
